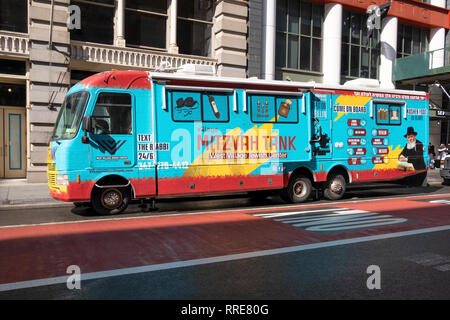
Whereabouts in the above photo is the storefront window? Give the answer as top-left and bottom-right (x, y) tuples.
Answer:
(0, 0), (27, 33)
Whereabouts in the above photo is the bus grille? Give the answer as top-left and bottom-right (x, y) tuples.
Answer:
(47, 163), (56, 187)
(47, 163), (56, 171)
(48, 173), (56, 186)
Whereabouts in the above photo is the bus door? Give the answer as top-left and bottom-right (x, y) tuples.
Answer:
(88, 91), (137, 170)
(310, 92), (332, 159)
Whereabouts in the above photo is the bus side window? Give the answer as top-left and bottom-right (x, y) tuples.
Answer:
(202, 93), (230, 122)
(375, 102), (402, 126)
(376, 104), (390, 125)
(92, 92), (132, 135)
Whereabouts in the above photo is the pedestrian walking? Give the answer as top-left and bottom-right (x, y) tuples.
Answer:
(428, 143), (436, 169)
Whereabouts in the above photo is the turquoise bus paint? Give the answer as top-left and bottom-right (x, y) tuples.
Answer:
(47, 70), (429, 214)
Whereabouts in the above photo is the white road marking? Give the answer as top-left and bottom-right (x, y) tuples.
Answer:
(405, 252), (450, 272)
(255, 208), (348, 218)
(266, 208), (408, 232)
(0, 225), (449, 292)
(274, 210), (368, 222)
(429, 200), (450, 205)
(435, 264), (450, 272)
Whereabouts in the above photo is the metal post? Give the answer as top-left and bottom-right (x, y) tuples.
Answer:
(48, 0), (54, 50)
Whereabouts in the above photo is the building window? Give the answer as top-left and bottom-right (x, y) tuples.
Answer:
(126, 0), (167, 49)
(397, 23), (428, 58)
(70, 70), (97, 87)
(276, 0), (323, 73)
(177, 0), (213, 57)
(341, 10), (380, 79)
(70, 0), (115, 45)
(0, 59), (26, 75)
(0, 0), (27, 33)
(0, 84), (26, 107)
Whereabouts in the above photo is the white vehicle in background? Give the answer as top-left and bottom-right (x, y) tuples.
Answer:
(440, 155), (450, 184)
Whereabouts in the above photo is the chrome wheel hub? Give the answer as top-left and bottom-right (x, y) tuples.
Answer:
(102, 189), (122, 209)
(293, 181), (307, 197)
(330, 180), (343, 194)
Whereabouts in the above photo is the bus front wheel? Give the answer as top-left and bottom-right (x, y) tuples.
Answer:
(91, 186), (131, 215)
(283, 175), (312, 203)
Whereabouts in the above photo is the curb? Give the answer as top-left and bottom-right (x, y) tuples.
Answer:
(0, 183), (446, 211)
(0, 201), (74, 211)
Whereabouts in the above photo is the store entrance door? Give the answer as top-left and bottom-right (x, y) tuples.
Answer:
(0, 106), (26, 178)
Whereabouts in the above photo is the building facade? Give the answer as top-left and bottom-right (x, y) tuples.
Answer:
(248, 0), (450, 150)
(0, 0), (248, 182)
(2, 0), (450, 183)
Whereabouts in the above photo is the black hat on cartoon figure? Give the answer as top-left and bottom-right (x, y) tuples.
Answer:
(404, 126), (417, 137)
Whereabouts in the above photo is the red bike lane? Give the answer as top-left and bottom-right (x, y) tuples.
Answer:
(1, 193), (450, 290)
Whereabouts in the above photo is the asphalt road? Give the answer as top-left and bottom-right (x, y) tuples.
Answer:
(1, 228), (449, 300)
(0, 182), (449, 302)
(0, 182), (448, 227)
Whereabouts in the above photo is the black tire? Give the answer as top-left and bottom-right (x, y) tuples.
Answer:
(91, 186), (131, 215)
(73, 202), (91, 207)
(283, 175), (312, 203)
(323, 174), (346, 201)
(248, 190), (273, 200)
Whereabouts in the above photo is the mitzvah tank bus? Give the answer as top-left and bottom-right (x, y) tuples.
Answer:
(47, 66), (429, 214)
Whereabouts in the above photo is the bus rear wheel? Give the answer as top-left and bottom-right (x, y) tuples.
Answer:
(323, 174), (346, 201)
(91, 186), (131, 215)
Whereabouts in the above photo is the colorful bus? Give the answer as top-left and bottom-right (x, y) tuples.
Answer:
(47, 68), (429, 214)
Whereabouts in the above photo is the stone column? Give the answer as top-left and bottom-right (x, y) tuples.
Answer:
(115, 0), (126, 47)
(429, 0), (446, 69)
(379, 16), (397, 89)
(322, 3), (342, 85)
(28, 0), (70, 182)
(168, 0), (179, 54)
(214, 0), (248, 78)
(261, 0), (276, 80)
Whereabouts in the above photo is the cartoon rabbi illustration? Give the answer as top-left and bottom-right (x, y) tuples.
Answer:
(398, 126), (426, 170)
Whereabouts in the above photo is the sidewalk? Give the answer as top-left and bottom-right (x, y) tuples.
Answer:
(0, 179), (72, 211)
(426, 168), (445, 185)
(0, 170), (446, 211)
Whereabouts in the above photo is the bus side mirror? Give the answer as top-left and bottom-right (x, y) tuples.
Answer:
(82, 116), (93, 133)
(82, 116), (92, 144)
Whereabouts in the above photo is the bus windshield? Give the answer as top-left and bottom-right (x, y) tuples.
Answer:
(52, 91), (89, 140)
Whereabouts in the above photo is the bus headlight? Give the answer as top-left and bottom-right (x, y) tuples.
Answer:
(55, 174), (69, 186)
